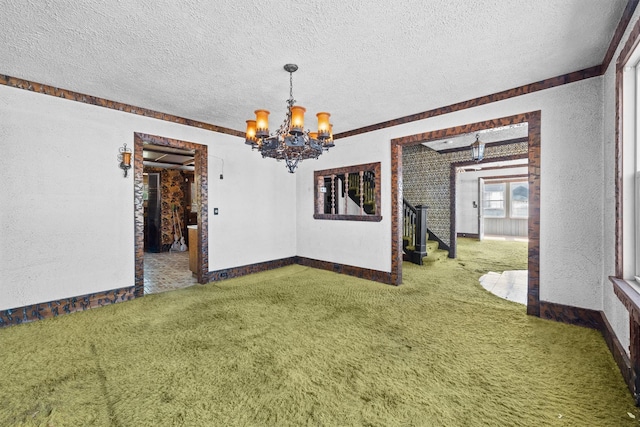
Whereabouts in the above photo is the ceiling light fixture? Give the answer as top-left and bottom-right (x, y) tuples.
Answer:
(245, 64), (334, 173)
(470, 134), (485, 162)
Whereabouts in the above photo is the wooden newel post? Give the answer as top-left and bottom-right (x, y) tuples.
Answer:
(412, 205), (429, 265)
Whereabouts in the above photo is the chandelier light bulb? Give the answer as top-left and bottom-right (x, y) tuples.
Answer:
(290, 105), (306, 135)
(245, 120), (257, 142)
(254, 110), (270, 138)
(316, 112), (331, 139)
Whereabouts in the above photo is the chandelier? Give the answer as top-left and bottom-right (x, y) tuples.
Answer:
(245, 64), (334, 173)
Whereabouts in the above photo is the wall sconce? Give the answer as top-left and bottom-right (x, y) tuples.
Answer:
(470, 134), (485, 162)
(118, 143), (132, 177)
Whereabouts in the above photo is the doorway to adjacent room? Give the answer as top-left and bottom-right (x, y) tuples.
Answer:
(133, 133), (209, 298)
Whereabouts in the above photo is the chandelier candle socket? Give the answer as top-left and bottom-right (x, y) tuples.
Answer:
(245, 64), (335, 173)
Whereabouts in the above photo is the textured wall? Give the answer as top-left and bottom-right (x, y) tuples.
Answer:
(402, 142), (527, 245)
(0, 84), (296, 312)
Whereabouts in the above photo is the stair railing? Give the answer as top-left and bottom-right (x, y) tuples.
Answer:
(403, 198), (428, 265)
(403, 198), (417, 249)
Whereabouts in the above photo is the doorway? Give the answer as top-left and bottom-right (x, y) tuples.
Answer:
(454, 159), (529, 241)
(391, 111), (541, 316)
(133, 133), (209, 298)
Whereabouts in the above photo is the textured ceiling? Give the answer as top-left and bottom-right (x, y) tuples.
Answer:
(0, 0), (628, 134)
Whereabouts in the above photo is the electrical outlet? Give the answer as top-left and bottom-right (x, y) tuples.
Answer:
(214, 208), (219, 215)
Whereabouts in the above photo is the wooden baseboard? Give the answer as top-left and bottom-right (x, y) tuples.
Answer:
(295, 256), (393, 285)
(539, 300), (605, 329)
(600, 310), (635, 400)
(1, 257), (394, 328)
(0, 286), (135, 328)
(457, 233), (479, 239)
(205, 257), (296, 282)
(539, 299), (637, 404)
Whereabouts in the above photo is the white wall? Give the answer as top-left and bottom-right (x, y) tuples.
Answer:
(297, 76), (604, 312)
(0, 84), (296, 311)
(0, 56), (614, 332)
(456, 167), (528, 235)
(296, 135), (391, 271)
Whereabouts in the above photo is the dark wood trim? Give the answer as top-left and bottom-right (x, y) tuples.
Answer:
(539, 300), (605, 329)
(603, 0), (640, 73)
(313, 162), (382, 221)
(460, 163), (527, 173)
(391, 111), (540, 316)
(204, 256), (393, 285)
(336, 67), (598, 139)
(391, 140), (403, 285)
(205, 258), (296, 282)
(427, 228), (451, 252)
(614, 7), (640, 277)
(313, 214), (383, 222)
(617, 5), (640, 71)
(313, 162), (381, 177)
(437, 137), (529, 155)
(540, 291), (637, 404)
(0, 286), (135, 327)
(600, 302), (636, 400)
(457, 233), (479, 239)
(449, 163), (458, 258)
(616, 66), (625, 278)
(612, 276), (640, 324)
(134, 132), (209, 297)
(481, 174), (529, 182)
(295, 257), (393, 285)
(0, 255), (392, 327)
(0, 74), (245, 138)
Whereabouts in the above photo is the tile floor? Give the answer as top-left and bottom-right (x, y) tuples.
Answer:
(479, 270), (528, 305)
(143, 250), (197, 294)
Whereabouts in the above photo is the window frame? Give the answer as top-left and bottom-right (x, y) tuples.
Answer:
(620, 46), (640, 282)
(482, 182), (506, 218)
(509, 181), (529, 219)
(313, 162), (382, 222)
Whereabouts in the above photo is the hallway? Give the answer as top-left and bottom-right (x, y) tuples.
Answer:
(143, 251), (197, 294)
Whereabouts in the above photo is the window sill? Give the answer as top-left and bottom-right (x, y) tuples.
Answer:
(610, 276), (640, 324)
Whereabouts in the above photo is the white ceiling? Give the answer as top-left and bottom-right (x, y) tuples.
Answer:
(0, 0), (628, 134)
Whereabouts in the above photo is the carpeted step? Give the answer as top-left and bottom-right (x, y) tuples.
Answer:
(422, 248), (449, 264)
(426, 240), (439, 254)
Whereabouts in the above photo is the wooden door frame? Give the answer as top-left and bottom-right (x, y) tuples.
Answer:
(391, 111), (541, 316)
(133, 132), (209, 297)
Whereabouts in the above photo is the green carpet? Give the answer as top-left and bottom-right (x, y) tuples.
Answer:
(0, 238), (636, 426)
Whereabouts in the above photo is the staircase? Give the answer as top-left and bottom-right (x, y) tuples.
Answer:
(347, 171), (376, 214)
(421, 236), (449, 264)
(403, 198), (449, 265)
